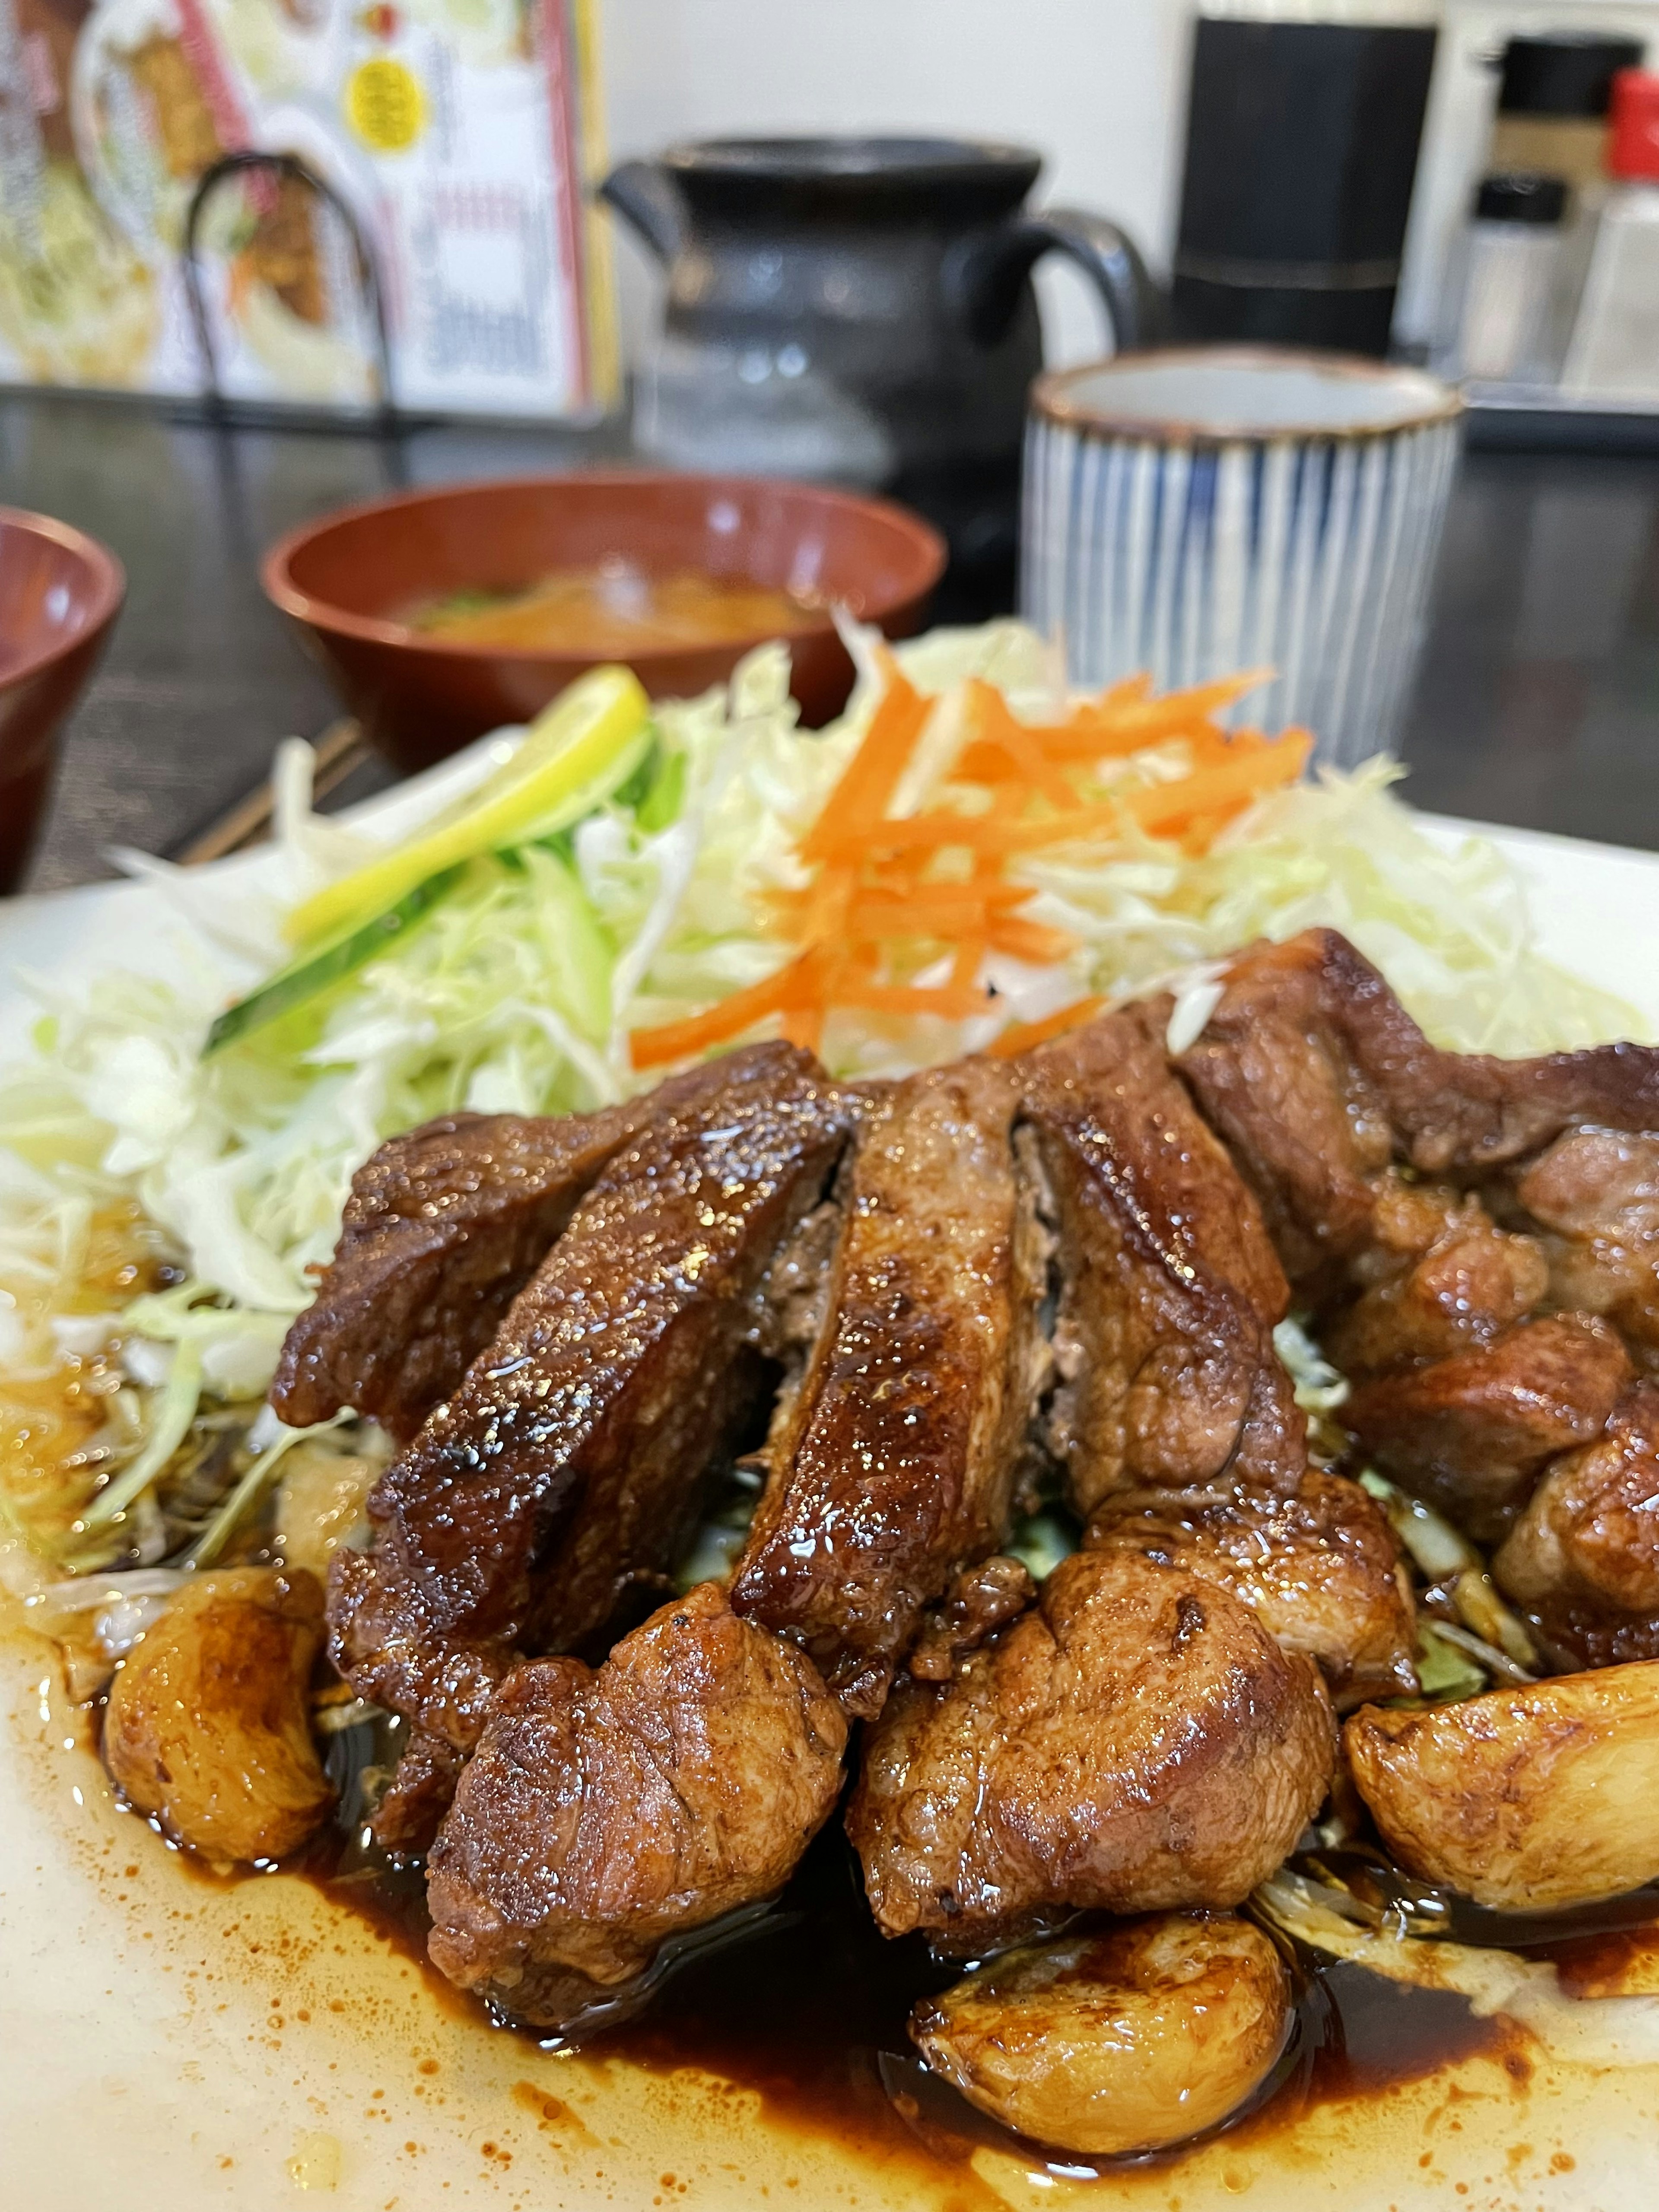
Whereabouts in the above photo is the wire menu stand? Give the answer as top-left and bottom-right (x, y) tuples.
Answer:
(180, 149), (400, 436)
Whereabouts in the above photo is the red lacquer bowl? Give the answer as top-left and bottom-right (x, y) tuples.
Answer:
(0, 508), (125, 894)
(261, 471), (947, 772)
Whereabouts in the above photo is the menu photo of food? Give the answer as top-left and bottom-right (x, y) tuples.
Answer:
(0, 0), (617, 417)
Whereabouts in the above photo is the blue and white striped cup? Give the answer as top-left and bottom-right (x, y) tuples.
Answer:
(1021, 348), (1464, 768)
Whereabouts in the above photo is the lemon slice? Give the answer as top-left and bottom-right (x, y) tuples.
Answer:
(283, 664), (652, 947)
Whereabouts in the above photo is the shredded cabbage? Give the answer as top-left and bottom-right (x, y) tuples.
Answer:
(0, 618), (1646, 1570)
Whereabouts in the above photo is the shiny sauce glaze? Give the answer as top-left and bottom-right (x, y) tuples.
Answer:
(287, 1716), (1658, 2188)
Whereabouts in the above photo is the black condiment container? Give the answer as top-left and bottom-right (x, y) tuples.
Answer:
(1171, 13), (1438, 356)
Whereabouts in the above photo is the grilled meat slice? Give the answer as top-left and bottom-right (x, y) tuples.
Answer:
(847, 1546), (1334, 1952)
(1344, 1313), (1632, 1542)
(1019, 1004), (1303, 1515)
(730, 1059), (1048, 1718)
(1496, 1385), (1659, 1668)
(1177, 928), (1659, 1277)
(1084, 1468), (1417, 1709)
(327, 1044), (854, 1776)
(1173, 934), (1396, 1281)
(426, 1582), (846, 2025)
(1324, 1175), (1548, 1381)
(271, 1056), (744, 1440)
(1515, 1128), (1659, 1373)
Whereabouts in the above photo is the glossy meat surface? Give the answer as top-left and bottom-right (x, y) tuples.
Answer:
(1496, 1385), (1659, 1667)
(730, 1058), (1046, 1717)
(847, 1546), (1334, 1951)
(1084, 1468), (1417, 1708)
(1516, 1126), (1659, 1370)
(1178, 929), (1659, 1277)
(1020, 1005), (1303, 1514)
(1344, 1314), (1632, 1541)
(327, 1044), (853, 1768)
(1324, 1176), (1548, 1380)
(908, 1555), (1036, 1682)
(271, 1084), (706, 1439)
(426, 1582), (846, 2023)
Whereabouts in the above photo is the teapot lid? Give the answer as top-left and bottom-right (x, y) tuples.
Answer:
(661, 136), (1041, 215)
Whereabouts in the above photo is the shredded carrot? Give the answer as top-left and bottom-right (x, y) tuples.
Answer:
(833, 976), (991, 1020)
(984, 914), (1079, 964)
(629, 952), (819, 1069)
(796, 652), (931, 862)
(628, 655), (1306, 1069)
(988, 996), (1106, 1058)
(961, 681), (1081, 810)
(1123, 728), (1310, 838)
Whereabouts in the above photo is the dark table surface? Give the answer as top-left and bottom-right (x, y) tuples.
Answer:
(6, 388), (1659, 895)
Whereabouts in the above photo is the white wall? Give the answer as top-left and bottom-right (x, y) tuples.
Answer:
(597, 0), (1659, 373)
(598, 0), (1195, 372)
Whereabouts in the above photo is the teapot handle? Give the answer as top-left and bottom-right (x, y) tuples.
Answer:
(950, 207), (1168, 352)
(597, 159), (686, 264)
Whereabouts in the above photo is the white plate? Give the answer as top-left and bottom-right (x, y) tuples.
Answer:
(4, 806), (1659, 2212)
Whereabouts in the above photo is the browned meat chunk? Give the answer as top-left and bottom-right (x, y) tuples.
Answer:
(908, 1555), (1036, 1682)
(730, 1059), (1047, 1718)
(1324, 1174), (1549, 1379)
(1085, 1468), (1417, 1708)
(1344, 1314), (1632, 1541)
(1019, 1004), (1303, 1515)
(1178, 929), (1659, 1275)
(1516, 1128), (1659, 1370)
(1496, 1386), (1659, 1669)
(327, 1045), (854, 1788)
(271, 1057), (743, 1440)
(846, 1546), (1334, 1951)
(425, 1582), (846, 2024)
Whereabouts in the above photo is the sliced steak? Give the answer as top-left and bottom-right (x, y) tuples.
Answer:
(426, 1582), (846, 2026)
(1344, 1313), (1633, 1541)
(327, 1043), (855, 1797)
(1084, 1468), (1417, 1709)
(1496, 1385), (1659, 1668)
(271, 1055), (746, 1440)
(1019, 1004), (1304, 1515)
(729, 1058), (1048, 1719)
(847, 1546), (1334, 1953)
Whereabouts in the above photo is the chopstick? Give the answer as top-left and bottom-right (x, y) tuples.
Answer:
(175, 719), (370, 866)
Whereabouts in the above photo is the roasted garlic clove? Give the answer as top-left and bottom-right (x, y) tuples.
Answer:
(103, 1567), (335, 1863)
(911, 1913), (1291, 2156)
(273, 1442), (382, 1579)
(1345, 1659), (1659, 1910)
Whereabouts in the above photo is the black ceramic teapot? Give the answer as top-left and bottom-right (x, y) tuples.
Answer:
(600, 137), (1162, 614)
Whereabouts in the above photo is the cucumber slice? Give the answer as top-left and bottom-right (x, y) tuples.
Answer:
(282, 664), (652, 949)
(204, 864), (465, 1057)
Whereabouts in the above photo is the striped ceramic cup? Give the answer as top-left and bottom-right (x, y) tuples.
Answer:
(1021, 348), (1464, 767)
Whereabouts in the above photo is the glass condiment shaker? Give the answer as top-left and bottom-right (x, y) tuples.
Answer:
(1562, 70), (1659, 401)
(1439, 172), (1569, 384)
